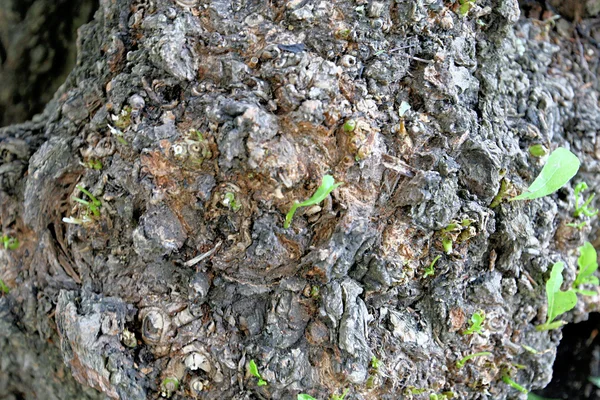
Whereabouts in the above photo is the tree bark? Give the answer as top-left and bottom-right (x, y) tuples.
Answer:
(1, 0), (600, 399)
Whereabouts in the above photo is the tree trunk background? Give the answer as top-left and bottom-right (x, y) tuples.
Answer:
(1, 0), (600, 399)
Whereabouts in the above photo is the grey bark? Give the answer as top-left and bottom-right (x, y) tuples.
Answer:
(1, 0), (600, 399)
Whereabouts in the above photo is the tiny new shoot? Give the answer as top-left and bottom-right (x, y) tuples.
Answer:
(463, 311), (485, 335)
(573, 182), (598, 218)
(63, 186), (102, 225)
(1, 234), (19, 250)
(456, 351), (492, 368)
(424, 255), (441, 278)
(536, 262), (578, 331)
(371, 355), (381, 370)
(0, 279), (9, 294)
(298, 395), (317, 400)
(573, 241), (599, 296)
(331, 389), (349, 400)
(458, 0), (476, 16)
(510, 147), (580, 202)
(285, 175), (342, 228)
(248, 360), (267, 386)
(502, 375), (528, 394)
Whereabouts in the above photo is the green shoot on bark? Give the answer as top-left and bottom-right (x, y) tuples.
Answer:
(0, 279), (9, 294)
(502, 375), (528, 394)
(458, 0), (476, 16)
(1, 234), (19, 250)
(510, 147), (580, 201)
(371, 355), (381, 370)
(573, 241), (599, 296)
(529, 144), (547, 157)
(456, 352), (492, 368)
(536, 262), (578, 331)
(424, 255), (441, 278)
(298, 395), (317, 400)
(248, 360), (267, 386)
(463, 311), (485, 335)
(285, 175), (342, 228)
(573, 182), (598, 218)
(63, 186), (102, 224)
(566, 221), (587, 230)
(331, 389), (349, 400)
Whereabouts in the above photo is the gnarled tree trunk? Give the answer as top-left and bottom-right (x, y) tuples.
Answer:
(2, 0), (600, 399)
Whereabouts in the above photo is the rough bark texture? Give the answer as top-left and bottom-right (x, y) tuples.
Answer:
(2, 0), (600, 399)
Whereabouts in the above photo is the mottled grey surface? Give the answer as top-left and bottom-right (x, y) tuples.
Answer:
(1, 0), (600, 399)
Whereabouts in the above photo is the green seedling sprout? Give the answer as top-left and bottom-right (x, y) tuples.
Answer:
(0, 279), (9, 294)
(298, 395), (317, 400)
(223, 192), (241, 211)
(502, 375), (528, 394)
(442, 237), (453, 254)
(63, 186), (102, 225)
(160, 377), (179, 398)
(285, 175), (342, 228)
(456, 352), (492, 368)
(566, 221), (587, 230)
(73, 186), (101, 217)
(529, 144), (547, 157)
(573, 182), (598, 218)
(521, 344), (538, 354)
(1, 234), (19, 250)
(463, 311), (485, 335)
(371, 355), (381, 370)
(573, 241), (599, 296)
(331, 389), (349, 400)
(458, 0), (476, 16)
(85, 159), (103, 170)
(429, 393), (453, 400)
(510, 147), (580, 201)
(248, 359), (267, 386)
(536, 262), (578, 331)
(343, 119), (357, 132)
(424, 255), (441, 278)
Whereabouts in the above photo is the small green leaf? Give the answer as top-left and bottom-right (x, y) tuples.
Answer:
(537, 262), (578, 331)
(258, 378), (268, 386)
(1, 235), (19, 250)
(529, 144), (547, 157)
(463, 311), (485, 335)
(248, 360), (261, 379)
(298, 395), (318, 400)
(456, 351), (492, 368)
(343, 119), (356, 132)
(442, 237), (452, 254)
(502, 375), (528, 394)
(458, 2), (471, 15)
(424, 255), (441, 278)
(574, 242), (598, 289)
(511, 147), (580, 201)
(331, 389), (349, 400)
(521, 344), (538, 354)
(0, 279), (10, 294)
(371, 355), (381, 370)
(285, 175), (342, 228)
